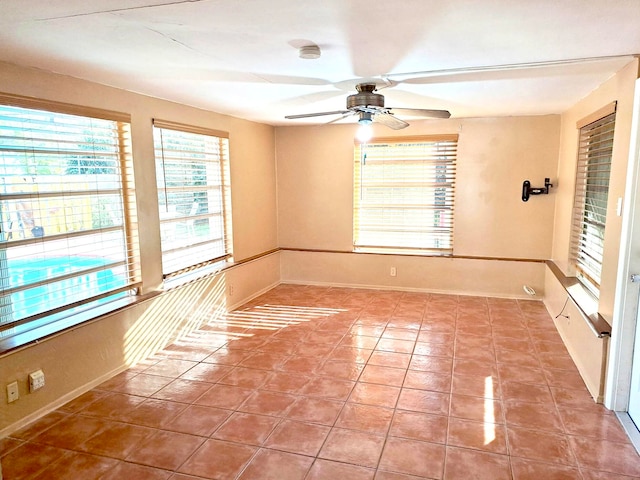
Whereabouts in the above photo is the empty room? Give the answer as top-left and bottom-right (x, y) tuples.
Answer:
(1, 1), (640, 479)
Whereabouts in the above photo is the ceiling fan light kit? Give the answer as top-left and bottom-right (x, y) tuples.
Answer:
(358, 111), (373, 125)
(356, 124), (373, 142)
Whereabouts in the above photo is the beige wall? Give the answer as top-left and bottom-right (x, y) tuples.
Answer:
(276, 115), (560, 296)
(282, 250), (547, 298)
(545, 59), (639, 400)
(0, 62), (279, 434)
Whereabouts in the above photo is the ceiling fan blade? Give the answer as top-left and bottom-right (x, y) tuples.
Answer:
(325, 111), (357, 125)
(148, 67), (332, 86)
(374, 112), (409, 130)
(389, 107), (451, 119)
(385, 55), (635, 85)
(285, 110), (350, 119)
(279, 90), (346, 109)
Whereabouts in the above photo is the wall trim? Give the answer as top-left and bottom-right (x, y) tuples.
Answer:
(163, 248), (281, 291)
(280, 247), (545, 264)
(231, 248), (281, 267)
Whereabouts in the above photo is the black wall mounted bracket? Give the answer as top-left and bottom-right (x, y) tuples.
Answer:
(522, 178), (553, 202)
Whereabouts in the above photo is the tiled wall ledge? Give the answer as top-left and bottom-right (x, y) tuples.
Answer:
(545, 260), (611, 338)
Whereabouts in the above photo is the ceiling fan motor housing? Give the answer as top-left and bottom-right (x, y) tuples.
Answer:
(347, 83), (384, 110)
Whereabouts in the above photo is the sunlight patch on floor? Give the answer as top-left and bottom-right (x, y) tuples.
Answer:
(484, 375), (496, 445)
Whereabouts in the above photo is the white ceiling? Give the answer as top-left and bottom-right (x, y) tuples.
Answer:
(0, 0), (639, 126)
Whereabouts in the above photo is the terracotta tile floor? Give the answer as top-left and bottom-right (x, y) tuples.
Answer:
(3, 284), (640, 479)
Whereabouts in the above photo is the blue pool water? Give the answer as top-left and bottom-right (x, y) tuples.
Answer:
(5, 257), (124, 321)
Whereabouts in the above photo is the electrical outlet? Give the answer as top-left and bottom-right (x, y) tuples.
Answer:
(229, 284), (234, 296)
(29, 370), (45, 392)
(390, 267), (397, 277)
(7, 381), (19, 403)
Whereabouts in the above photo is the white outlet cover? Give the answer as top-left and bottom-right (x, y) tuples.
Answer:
(29, 370), (45, 392)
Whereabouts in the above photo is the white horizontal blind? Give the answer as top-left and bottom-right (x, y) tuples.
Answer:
(153, 121), (232, 276)
(354, 136), (457, 255)
(570, 109), (616, 297)
(0, 100), (140, 331)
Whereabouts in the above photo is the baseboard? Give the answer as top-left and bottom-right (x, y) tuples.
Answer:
(280, 279), (539, 300)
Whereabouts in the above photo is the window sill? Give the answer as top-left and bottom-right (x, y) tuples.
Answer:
(162, 259), (229, 291)
(0, 249), (278, 357)
(0, 290), (162, 356)
(546, 260), (611, 338)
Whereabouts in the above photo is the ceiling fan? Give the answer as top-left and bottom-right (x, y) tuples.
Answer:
(284, 82), (451, 130)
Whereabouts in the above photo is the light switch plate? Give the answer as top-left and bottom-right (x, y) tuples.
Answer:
(7, 381), (19, 403)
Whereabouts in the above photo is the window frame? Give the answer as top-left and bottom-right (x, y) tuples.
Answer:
(570, 102), (617, 298)
(353, 135), (457, 256)
(0, 93), (141, 340)
(152, 119), (233, 278)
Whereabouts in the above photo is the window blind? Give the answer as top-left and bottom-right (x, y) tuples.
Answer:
(570, 107), (616, 297)
(354, 135), (457, 255)
(0, 98), (140, 333)
(153, 120), (232, 276)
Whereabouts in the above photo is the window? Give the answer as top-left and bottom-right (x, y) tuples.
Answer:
(0, 95), (140, 336)
(153, 120), (232, 276)
(353, 135), (457, 255)
(570, 103), (616, 298)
